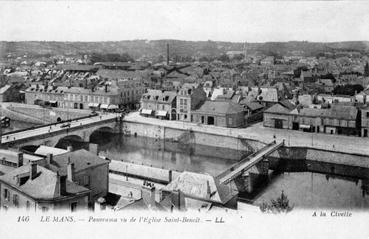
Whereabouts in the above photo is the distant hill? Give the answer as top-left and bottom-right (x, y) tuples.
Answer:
(1, 40), (369, 59)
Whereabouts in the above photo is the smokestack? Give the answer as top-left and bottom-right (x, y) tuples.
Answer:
(166, 43), (169, 65)
(17, 152), (23, 167)
(30, 162), (37, 180)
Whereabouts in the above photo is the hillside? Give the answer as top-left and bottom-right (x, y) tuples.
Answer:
(1, 40), (369, 59)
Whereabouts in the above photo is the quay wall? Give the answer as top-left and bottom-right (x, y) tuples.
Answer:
(2, 103), (91, 124)
(123, 120), (369, 173)
(123, 121), (266, 152)
(269, 147), (369, 179)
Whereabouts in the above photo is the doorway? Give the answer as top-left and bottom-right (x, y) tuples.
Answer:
(274, 119), (283, 129)
(207, 116), (215, 125)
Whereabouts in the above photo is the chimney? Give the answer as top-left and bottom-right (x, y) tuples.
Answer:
(17, 152), (23, 167)
(30, 162), (37, 180)
(206, 180), (211, 199)
(67, 146), (73, 152)
(168, 170), (173, 183)
(89, 143), (98, 155)
(57, 172), (67, 196)
(170, 189), (185, 211)
(46, 153), (53, 166)
(67, 161), (75, 182)
(141, 185), (156, 207)
(166, 43), (169, 65)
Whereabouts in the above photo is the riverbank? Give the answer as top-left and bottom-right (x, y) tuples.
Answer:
(123, 112), (369, 172)
(124, 112), (369, 156)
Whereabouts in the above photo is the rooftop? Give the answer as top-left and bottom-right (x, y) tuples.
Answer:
(0, 165), (89, 200)
(52, 149), (109, 175)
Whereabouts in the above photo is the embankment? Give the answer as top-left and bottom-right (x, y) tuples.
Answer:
(123, 120), (369, 175)
(1, 103), (92, 124)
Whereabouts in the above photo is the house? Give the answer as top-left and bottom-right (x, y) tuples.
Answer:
(360, 105), (369, 137)
(176, 85), (207, 122)
(0, 163), (90, 211)
(192, 100), (245, 127)
(316, 79), (335, 93)
(51, 149), (110, 206)
(161, 171), (237, 211)
(297, 105), (359, 135)
(263, 104), (295, 129)
(300, 70), (314, 83)
(0, 84), (21, 102)
(140, 90), (177, 120)
(264, 103), (360, 135)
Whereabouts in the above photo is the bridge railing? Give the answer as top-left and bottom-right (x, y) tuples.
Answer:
(2, 113), (119, 136)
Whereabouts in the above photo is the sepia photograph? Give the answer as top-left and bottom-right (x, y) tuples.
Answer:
(0, 0), (368, 238)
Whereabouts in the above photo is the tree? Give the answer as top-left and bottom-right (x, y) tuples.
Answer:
(259, 191), (293, 214)
(218, 54), (230, 62)
(333, 84), (364, 96)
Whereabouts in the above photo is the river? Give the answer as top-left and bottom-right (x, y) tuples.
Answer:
(85, 132), (369, 209)
(12, 121), (369, 210)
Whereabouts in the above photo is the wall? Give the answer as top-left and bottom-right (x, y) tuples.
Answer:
(74, 164), (109, 202)
(3, 103), (91, 124)
(123, 121), (265, 152)
(0, 183), (37, 210)
(269, 146), (369, 178)
(263, 112), (292, 129)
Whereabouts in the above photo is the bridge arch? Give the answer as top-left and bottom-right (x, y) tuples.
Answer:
(89, 126), (115, 144)
(20, 145), (39, 154)
(55, 134), (84, 150)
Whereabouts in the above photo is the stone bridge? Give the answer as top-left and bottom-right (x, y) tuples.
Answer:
(1, 114), (122, 149)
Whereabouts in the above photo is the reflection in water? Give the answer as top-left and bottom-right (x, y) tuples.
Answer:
(253, 172), (369, 209)
(67, 131), (369, 209)
(94, 134), (243, 177)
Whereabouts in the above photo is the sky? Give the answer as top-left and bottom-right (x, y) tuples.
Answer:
(0, 1), (369, 43)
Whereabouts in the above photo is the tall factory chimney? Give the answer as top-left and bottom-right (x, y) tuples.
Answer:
(166, 43), (170, 65)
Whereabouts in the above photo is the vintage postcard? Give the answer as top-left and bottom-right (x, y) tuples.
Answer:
(0, 1), (368, 238)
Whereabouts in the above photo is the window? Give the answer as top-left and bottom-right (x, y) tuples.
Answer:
(4, 188), (10, 201)
(13, 194), (19, 207)
(366, 112), (369, 118)
(26, 201), (31, 210)
(42, 207), (48, 212)
(82, 175), (90, 187)
(228, 117), (233, 125)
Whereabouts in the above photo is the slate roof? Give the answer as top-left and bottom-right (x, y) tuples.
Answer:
(194, 100), (245, 115)
(264, 104), (291, 114)
(300, 105), (358, 120)
(52, 149), (109, 175)
(163, 171), (234, 205)
(0, 165), (89, 200)
(243, 101), (264, 111)
(279, 100), (296, 110)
